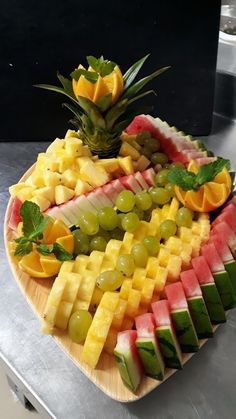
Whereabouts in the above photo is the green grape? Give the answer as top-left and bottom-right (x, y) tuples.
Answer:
(116, 254), (135, 276)
(165, 182), (176, 197)
(170, 162), (184, 169)
(68, 310), (92, 344)
(90, 236), (107, 252)
(97, 227), (110, 241)
(117, 213), (125, 230)
(96, 270), (123, 291)
(115, 190), (135, 212)
(73, 229), (90, 255)
(135, 191), (152, 211)
(78, 211), (99, 236)
(142, 236), (160, 256)
(131, 243), (148, 268)
(141, 146), (152, 159)
(136, 131), (151, 145)
(160, 219), (177, 240)
(176, 207), (193, 228)
(151, 152), (168, 166)
(149, 187), (171, 205)
(97, 207), (118, 231)
(132, 206), (144, 220)
(121, 212), (140, 232)
(110, 227), (124, 241)
(154, 168), (170, 186)
(144, 137), (160, 152)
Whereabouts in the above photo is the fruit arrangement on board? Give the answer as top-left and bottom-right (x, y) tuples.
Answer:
(6, 54), (236, 395)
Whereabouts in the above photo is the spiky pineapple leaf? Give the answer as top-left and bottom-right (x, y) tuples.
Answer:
(105, 99), (128, 130)
(123, 54), (150, 89)
(122, 66), (170, 99)
(127, 89), (156, 105)
(62, 102), (83, 119)
(96, 93), (112, 112)
(77, 96), (105, 129)
(34, 84), (79, 105)
(57, 72), (75, 98)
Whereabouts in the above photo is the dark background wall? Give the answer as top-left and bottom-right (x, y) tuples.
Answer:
(0, 0), (221, 141)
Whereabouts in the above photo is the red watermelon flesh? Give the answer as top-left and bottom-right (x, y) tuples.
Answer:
(116, 330), (143, 370)
(120, 175), (142, 193)
(180, 270), (202, 298)
(151, 300), (172, 327)
(165, 282), (188, 311)
(212, 221), (236, 250)
(135, 313), (156, 338)
(8, 197), (22, 231)
(194, 157), (216, 166)
(209, 233), (233, 263)
(201, 243), (225, 273)
(141, 168), (155, 186)
(125, 115), (157, 137)
(212, 206), (236, 232)
(191, 256), (215, 284)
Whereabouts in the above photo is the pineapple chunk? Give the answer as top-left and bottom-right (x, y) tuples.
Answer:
(16, 186), (36, 202)
(126, 289), (141, 317)
(88, 309), (114, 342)
(121, 232), (134, 253)
(90, 286), (104, 312)
(154, 266), (168, 292)
(99, 291), (120, 311)
(136, 155), (150, 171)
(167, 255), (182, 282)
(120, 132), (137, 142)
(36, 153), (59, 172)
(79, 160), (110, 187)
(57, 155), (75, 173)
(111, 299), (127, 329)
(44, 171), (62, 187)
(81, 145), (92, 157)
(119, 141), (140, 161)
(46, 138), (65, 154)
(105, 240), (122, 264)
(141, 278), (155, 305)
(117, 156), (134, 175)
(120, 280), (132, 299)
(55, 185), (74, 205)
(81, 336), (104, 369)
(96, 158), (119, 173)
(146, 257), (159, 279)
(168, 198), (180, 220)
(9, 182), (28, 196)
(62, 169), (79, 189)
(74, 179), (92, 195)
(29, 196), (51, 212)
(73, 271), (96, 311)
(33, 186), (55, 205)
(132, 268), (147, 290)
(55, 301), (73, 330)
(64, 129), (79, 139)
(65, 137), (83, 157)
(76, 157), (92, 170)
(87, 250), (104, 271)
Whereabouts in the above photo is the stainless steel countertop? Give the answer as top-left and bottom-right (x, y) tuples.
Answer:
(1, 40), (236, 418)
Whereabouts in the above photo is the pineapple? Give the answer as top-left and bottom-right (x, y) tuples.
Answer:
(36, 55), (169, 158)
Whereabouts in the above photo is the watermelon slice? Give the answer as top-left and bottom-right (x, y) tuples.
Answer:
(102, 183), (118, 204)
(114, 330), (143, 392)
(151, 300), (182, 369)
(201, 243), (236, 309)
(135, 313), (165, 380)
(125, 114), (157, 137)
(180, 270), (213, 338)
(120, 175), (142, 193)
(212, 221), (236, 251)
(165, 283), (199, 352)
(134, 172), (149, 190)
(191, 256), (226, 323)
(8, 197), (22, 231)
(46, 205), (72, 226)
(141, 168), (155, 186)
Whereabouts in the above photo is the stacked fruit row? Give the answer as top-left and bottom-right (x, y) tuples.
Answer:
(114, 199), (236, 392)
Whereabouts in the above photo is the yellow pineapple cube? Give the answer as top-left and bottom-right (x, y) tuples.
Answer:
(158, 246), (171, 267)
(112, 299), (127, 329)
(181, 243), (193, 267)
(166, 236), (182, 256)
(62, 169), (79, 189)
(17, 186), (36, 202)
(99, 292), (120, 311)
(81, 145), (92, 157)
(136, 155), (151, 171)
(33, 186), (55, 205)
(59, 261), (74, 274)
(90, 287), (104, 312)
(120, 132), (137, 142)
(191, 221), (201, 236)
(121, 232), (134, 253)
(74, 255), (90, 274)
(132, 221), (149, 241)
(55, 301), (73, 330)
(167, 255), (182, 282)
(191, 235), (201, 257)
(9, 182), (28, 196)
(74, 179), (92, 195)
(126, 289), (141, 317)
(57, 155), (75, 173)
(168, 198), (180, 220)
(119, 142), (140, 161)
(100, 254), (115, 270)
(73, 271), (96, 310)
(161, 204), (170, 220)
(87, 250), (104, 272)
(81, 335), (104, 369)
(41, 273), (67, 334)
(105, 240), (122, 264)
(76, 156), (92, 169)
(30, 195), (51, 212)
(65, 129), (79, 139)
(55, 185), (74, 205)
(62, 273), (82, 303)
(140, 278), (155, 305)
(44, 171), (62, 187)
(132, 268), (147, 290)
(154, 266), (168, 292)
(117, 156), (134, 175)
(146, 257), (159, 279)
(178, 226), (192, 243)
(65, 137), (83, 157)
(36, 153), (59, 172)
(79, 160), (110, 187)
(46, 138), (65, 154)
(88, 307), (114, 342)
(150, 208), (162, 225)
(96, 158), (119, 173)
(120, 280), (132, 299)
(131, 140), (142, 150)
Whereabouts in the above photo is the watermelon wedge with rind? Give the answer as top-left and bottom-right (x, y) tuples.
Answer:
(8, 197), (22, 231)
(114, 330), (143, 392)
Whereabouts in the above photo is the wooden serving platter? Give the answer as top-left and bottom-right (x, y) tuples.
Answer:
(4, 166), (219, 402)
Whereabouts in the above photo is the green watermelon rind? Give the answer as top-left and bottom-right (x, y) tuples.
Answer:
(187, 296), (213, 339)
(114, 350), (140, 392)
(224, 260), (236, 294)
(213, 271), (236, 310)
(171, 309), (199, 353)
(135, 337), (165, 381)
(201, 283), (226, 324)
(156, 326), (183, 370)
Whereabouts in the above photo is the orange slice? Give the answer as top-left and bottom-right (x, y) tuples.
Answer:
(56, 235), (74, 254)
(103, 65), (124, 104)
(44, 219), (71, 244)
(72, 65), (94, 100)
(92, 75), (110, 104)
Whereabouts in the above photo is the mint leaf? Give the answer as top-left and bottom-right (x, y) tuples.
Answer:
(15, 236), (30, 244)
(37, 244), (54, 256)
(70, 69), (98, 84)
(14, 241), (33, 256)
(53, 242), (73, 261)
(167, 167), (197, 191)
(196, 158), (230, 187)
(86, 56), (116, 77)
(19, 201), (51, 240)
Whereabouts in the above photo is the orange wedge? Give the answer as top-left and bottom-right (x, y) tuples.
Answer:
(44, 219), (71, 244)
(92, 75), (110, 104)
(175, 160), (232, 212)
(72, 65), (95, 100)
(56, 235), (74, 254)
(103, 65), (124, 104)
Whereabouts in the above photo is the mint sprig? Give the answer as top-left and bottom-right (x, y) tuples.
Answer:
(86, 55), (116, 77)
(14, 201), (72, 262)
(167, 158), (230, 191)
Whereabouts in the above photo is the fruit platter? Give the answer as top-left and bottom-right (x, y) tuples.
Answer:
(4, 55), (236, 402)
